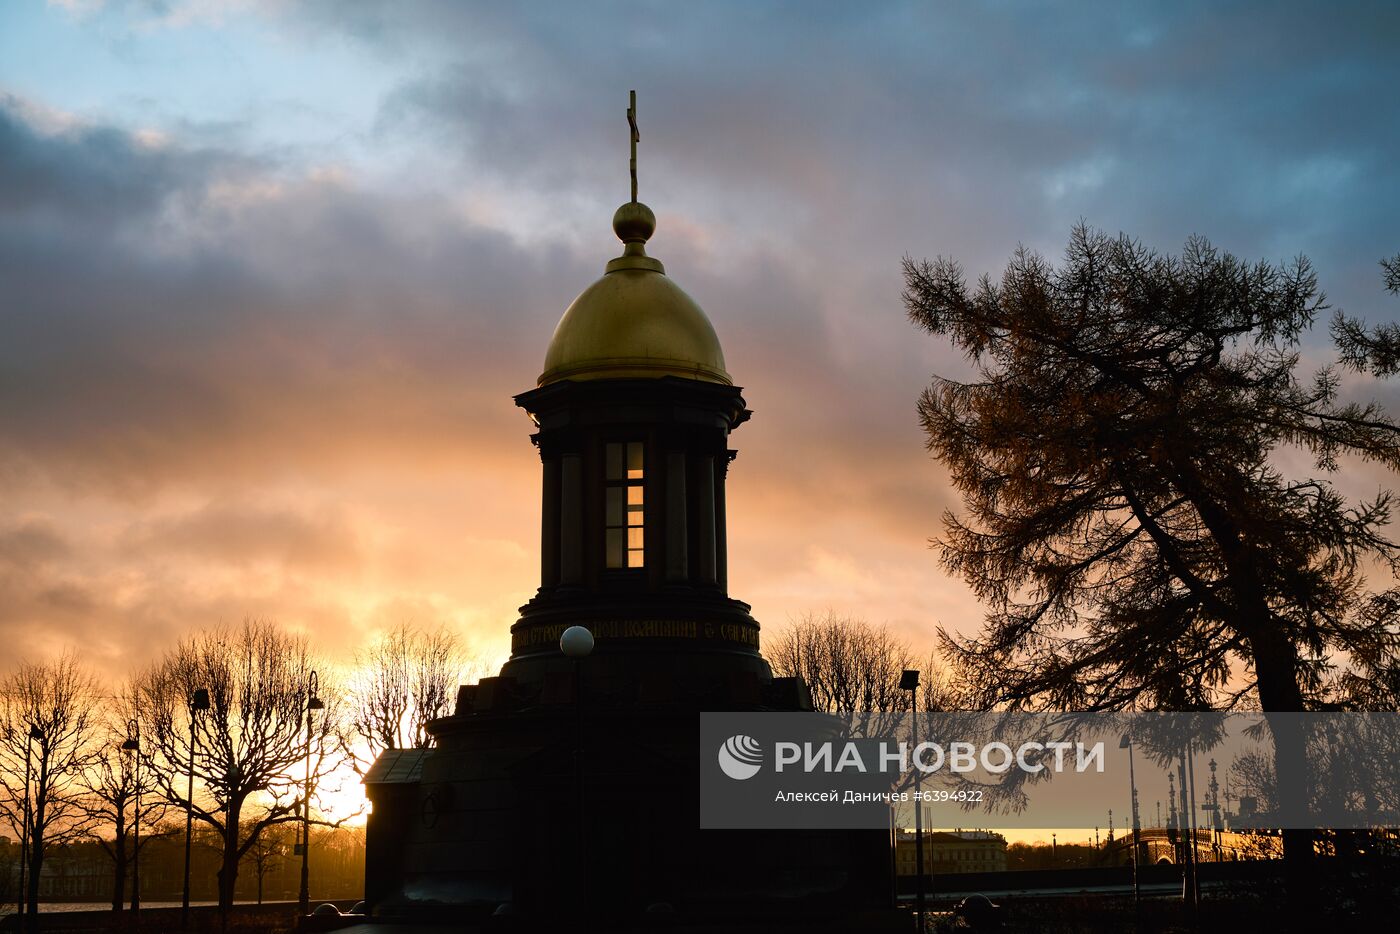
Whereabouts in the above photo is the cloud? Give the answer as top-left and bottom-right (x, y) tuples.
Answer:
(0, 97), (586, 498)
(3, 1), (1399, 682)
(0, 93), (243, 230)
(0, 97), (558, 670)
(344, 2), (1400, 292)
(0, 518), (72, 570)
(122, 502), (363, 569)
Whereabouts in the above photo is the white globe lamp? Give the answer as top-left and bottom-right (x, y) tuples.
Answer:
(560, 625), (594, 659)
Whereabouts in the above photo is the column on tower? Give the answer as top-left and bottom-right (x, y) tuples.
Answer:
(696, 453), (717, 585)
(665, 447), (688, 582)
(540, 455), (560, 587)
(559, 452), (584, 585)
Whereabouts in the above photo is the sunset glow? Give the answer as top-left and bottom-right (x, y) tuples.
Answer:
(3, 5), (1400, 922)
(5, 1), (1396, 686)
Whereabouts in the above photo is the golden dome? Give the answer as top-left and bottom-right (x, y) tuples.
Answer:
(538, 202), (731, 387)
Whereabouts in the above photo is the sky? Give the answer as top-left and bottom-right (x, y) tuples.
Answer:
(2, 0), (1399, 697)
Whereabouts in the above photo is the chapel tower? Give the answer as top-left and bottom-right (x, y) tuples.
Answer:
(361, 95), (891, 932)
(501, 91), (772, 698)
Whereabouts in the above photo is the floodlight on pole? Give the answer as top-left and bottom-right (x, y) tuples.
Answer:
(299, 670), (322, 915)
(19, 723), (42, 921)
(1119, 733), (1141, 904)
(123, 719), (141, 914)
(182, 687), (210, 929)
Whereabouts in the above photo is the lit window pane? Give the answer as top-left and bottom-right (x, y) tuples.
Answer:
(606, 440), (644, 570)
(605, 443), (623, 481)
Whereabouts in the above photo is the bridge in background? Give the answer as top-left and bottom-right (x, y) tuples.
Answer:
(1102, 826), (1278, 866)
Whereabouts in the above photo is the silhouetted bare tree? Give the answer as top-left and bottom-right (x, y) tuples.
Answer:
(349, 622), (476, 764)
(0, 652), (100, 923)
(242, 820), (291, 904)
(137, 620), (346, 919)
(79, 686), (170, 911)
(767, 612), (954, 732)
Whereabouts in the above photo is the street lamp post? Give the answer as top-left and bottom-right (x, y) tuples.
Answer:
(899, 669), (923, 933)
(560, 626), (594, 926)
(1119, 734), (1141, 903)
(7, 728), (16, 920)
(1207, 758), (1222, 862)
(121, 720), (141, 915)
(298, 670), (324, 915)
(1185, 743), (1201, 909)
(19, 723), (42, 922)
(182, 687), (210, 929)
(1176, 750), (1197, 913)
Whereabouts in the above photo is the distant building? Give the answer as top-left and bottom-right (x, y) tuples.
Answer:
(35, 849), (107, 899)
(0, 841), (111, 899)
(896, 829), (1007, 875)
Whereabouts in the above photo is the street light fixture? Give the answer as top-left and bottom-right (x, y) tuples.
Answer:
(560, 626), (593, 925)
(898, 669), (924, 933)
(3, 727), (15, 921)
(299, 670), (324, 915)
(182, 687), (210, 929)
(1118, 734), (1141, 904)
(122, 719), (141, 915)
(19, 723), (43, 921)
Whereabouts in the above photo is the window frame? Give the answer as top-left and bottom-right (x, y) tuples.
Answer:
(604, 440), (645, 570)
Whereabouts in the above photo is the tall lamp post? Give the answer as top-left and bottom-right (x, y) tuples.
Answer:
(6, 728), (16, 920)
(182, 687), (210, 929)
(560, 626), (594, 926)
(1176, 750), (1197, 912)
(121, 719), (141, 915)
(899, 669), (924, 933)
(18, 723), (42, 921)
(1119, 734), (1141, 903)
(1185, 743), (1201, 909)
(298, 670), (324, 915)
(1206, 758), (1222, 862)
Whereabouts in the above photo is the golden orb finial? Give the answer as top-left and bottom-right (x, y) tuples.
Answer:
(613, 201), (655, 246)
